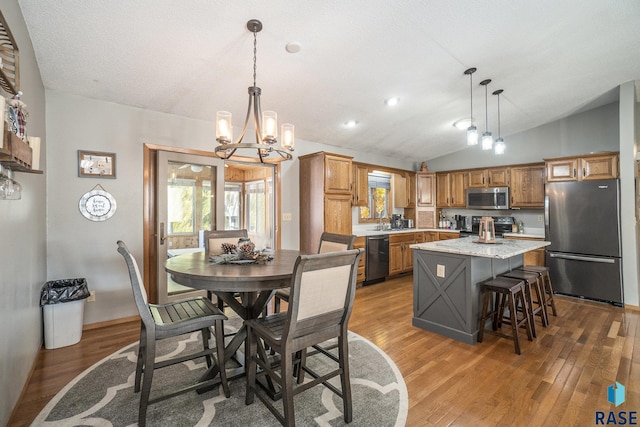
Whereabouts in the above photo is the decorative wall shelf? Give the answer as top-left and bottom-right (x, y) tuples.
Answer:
(0, 123), (42, 173)
(0, 11), (19, 95)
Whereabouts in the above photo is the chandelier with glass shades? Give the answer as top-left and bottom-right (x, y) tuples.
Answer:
(214, 19), (295, 163)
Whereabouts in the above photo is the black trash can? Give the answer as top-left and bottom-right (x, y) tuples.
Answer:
(40, 278), (90, 349)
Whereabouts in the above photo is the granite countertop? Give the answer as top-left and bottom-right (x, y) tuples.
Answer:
(502, 231), (545, 239)
(355, 228), (460, 237)
(410, 236), (550, 259)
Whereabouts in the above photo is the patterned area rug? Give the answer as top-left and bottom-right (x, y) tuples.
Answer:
(33, 329), (407, 426)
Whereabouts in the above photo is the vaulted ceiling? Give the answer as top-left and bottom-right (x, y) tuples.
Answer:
(18, 0), (640, 160)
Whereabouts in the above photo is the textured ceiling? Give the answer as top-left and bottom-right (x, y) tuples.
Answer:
(18, 0), (640, 161)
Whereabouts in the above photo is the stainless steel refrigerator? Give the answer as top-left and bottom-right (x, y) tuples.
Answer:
(545, 179), (623, 306)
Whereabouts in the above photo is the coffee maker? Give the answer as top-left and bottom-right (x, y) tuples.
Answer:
(454, 215), (468, 231)
(391, 214), (402, 229)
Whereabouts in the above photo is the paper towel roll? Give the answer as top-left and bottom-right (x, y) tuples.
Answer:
(28, 136), (41, 170)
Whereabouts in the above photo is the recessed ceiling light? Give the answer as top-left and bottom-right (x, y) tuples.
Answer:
(453, 118), (473, 130)
(285, 42), (302, 53)
(385, 97), (400, 106)
(344, 120), (358, 128)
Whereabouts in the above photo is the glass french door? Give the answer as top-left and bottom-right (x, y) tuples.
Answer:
(224, 162), (275, 251)
(156, 151), (225, 303)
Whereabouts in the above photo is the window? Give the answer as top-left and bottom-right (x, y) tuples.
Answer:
(224, 182), (242, 230)
(167, 178), (195, 234)
(359, 172), (391, 223)
(246, 180), (266, 234)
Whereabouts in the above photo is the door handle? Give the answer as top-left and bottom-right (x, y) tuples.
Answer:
(549, 253), (615, 264)
(160, 222), (166, 245)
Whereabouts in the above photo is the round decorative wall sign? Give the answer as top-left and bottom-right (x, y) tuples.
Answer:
(79, 187), (117, 221)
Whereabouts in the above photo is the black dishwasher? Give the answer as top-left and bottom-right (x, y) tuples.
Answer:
(364, 235), (389, 285)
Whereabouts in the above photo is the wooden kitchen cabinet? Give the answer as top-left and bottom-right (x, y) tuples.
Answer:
(510, 164), (545, 208)
(581, 153), (619, 180)
(467, 167), (509, 188)
(406, 171), (416, 208)
(545, 158), (579, 182)
(503, 235), (546, 266)
(545, 152), (618, 182)
(324, 153), (353, 193)
(353, 236), (366, 283)
(422, 231), (439, 242)
(437, 231), (460, 240)
(416, 172), (436, 207)
(389, 233), (416, 276)
(299, 152), (353, 253)
(436, 171), (467, 207)
(488, 167), (510, 186)
(392, 173), (407, 208)
(352, 162), (369, 207)
(467, 169), (486, 188)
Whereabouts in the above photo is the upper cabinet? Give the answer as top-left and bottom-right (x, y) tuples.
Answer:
(406, 171), (416, 208)
(487, 167), (510, 186)
(416, 172), (436, 207)
(545, 152), (619, 182)
(392, 173), (407, 208)
(436, 171), (467, 207)
(352, 162), (369, 207)
(324, 153), (352, 193)
(510, 164), (545, 208)
(467, 167), (510, 188)
(581, 153), (619, 181)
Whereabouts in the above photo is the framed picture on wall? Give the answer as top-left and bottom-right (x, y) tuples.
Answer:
(78, 150), (116, 178)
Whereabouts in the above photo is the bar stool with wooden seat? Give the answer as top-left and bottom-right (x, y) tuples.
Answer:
(478, 277), (533, 355)
(500, 269), (548, 337)
(519, 265), (558, 318)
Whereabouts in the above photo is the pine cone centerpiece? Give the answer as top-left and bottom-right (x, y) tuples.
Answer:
(237, 238), (256, 259)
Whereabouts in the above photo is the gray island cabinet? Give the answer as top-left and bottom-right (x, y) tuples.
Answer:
(410, 237), (550, 344)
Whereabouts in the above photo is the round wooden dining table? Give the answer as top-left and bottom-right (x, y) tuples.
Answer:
(165, 249), (301, 396)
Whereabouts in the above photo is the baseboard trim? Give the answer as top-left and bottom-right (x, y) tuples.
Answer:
(625, 303), (640, 312)
(83, 315), (140, 331)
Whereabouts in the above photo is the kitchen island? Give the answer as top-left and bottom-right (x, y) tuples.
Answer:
(410, 236), (550, 344)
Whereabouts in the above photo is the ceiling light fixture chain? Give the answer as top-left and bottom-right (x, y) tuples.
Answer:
(214, 19), (295, 164)
(252, 20), (258, 87)
(479, 78), (493, 150)
(464, 68), (478, 146)
(493, 89), (505, 155)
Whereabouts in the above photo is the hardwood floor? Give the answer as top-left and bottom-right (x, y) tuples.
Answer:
(9, 274), (640, 426)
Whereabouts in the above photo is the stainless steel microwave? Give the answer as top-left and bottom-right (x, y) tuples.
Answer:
(466, 187), (509, 209)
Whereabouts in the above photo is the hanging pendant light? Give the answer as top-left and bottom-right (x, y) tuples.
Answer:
(480, 79), (493, 150)
(214, 19), (295, 163)
(463, 68), (478, 145)
(493, 89), (506, 155)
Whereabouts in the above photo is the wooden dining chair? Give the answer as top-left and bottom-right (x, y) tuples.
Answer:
(204, 229), (249, 309)
(273, 232), (356, 312)
(117, 241), (230, 427)
(245, 248), (364, 426)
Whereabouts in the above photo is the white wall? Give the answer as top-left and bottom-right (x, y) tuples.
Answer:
(619, 81), (639, 306)
(0, 2), (47, 425)
(427, 102), (619, 170)
(45, 91), (414, 326)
